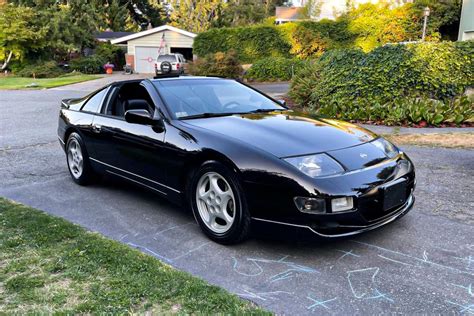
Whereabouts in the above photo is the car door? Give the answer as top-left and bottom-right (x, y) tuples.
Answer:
(90, 81), (173, 196)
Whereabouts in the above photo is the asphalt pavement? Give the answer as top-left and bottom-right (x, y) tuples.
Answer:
(1, 76), (473, 314)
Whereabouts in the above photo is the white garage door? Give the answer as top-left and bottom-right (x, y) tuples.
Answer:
(135, 46), (160, 73)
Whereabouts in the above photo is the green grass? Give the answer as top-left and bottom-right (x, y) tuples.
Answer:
(0, 198), (267, 314)
(0, 75), (102, 90)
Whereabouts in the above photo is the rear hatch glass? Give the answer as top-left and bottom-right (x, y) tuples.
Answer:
(157, 55), (176, 62)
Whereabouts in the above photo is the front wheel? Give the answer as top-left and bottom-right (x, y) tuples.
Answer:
(189, 161), (251, 244)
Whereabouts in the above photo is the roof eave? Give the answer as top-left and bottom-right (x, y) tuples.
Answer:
(111, 25), (197, 44)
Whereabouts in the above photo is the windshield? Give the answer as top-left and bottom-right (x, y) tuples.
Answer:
(153, 79), (285, 119)
(157, 55), (176, 62)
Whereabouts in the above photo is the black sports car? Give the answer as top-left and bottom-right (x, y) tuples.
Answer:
(58, 76), (415, 244)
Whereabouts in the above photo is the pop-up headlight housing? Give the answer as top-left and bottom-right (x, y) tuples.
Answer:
(285, 154), (344, 178)
(371, 138), (399, 158)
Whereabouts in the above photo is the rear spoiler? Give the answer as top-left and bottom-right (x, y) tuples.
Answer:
(61, 98), (84, 110)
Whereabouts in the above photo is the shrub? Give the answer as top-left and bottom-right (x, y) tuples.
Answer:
(69, 56), (106, 74)
(193, 26), (291, 63)
(245, 57), (307, 81)
(189, 50), (243, 78)
(280, 20), (355, 59)
(289, 41), (474, 126)
(95, 42), (125, 69)
(15, 61), (64, 78)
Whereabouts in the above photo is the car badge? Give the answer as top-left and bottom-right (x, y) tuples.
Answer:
(360, 153), (368, 158)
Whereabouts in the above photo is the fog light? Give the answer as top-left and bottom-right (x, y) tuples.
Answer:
(331, 197), (354, 213)
(294, 197), (326, 214)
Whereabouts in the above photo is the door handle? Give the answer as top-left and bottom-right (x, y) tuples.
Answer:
(92, 124), (102, 133)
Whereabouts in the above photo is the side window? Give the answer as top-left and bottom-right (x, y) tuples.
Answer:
(81, 88), (107, 113)
(103, 82), (155, 118)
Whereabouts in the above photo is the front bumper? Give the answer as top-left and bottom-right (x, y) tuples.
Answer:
(252, 192), (415, 237)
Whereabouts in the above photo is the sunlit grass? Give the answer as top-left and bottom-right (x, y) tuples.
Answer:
(0, 198), (267, 314)
(0, 75), (102, 90)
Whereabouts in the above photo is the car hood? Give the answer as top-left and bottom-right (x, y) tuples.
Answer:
(181, 112), (378, 158)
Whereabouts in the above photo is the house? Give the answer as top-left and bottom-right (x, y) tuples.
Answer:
(458, 0), (474, 41)
(275, 7), (304, 24)
(111, 25), (196, 74)
(281, 0), (414, 22)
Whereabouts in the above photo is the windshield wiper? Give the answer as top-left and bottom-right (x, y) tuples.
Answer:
(246, 108), (287, 114)
(180, 112), (240, 120)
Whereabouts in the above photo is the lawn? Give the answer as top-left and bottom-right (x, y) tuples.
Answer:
(385, 133), (474, 149)
(0, 198), (266, 314)
(0, 75), (102, 90)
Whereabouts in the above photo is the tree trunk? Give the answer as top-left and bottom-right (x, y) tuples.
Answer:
(1, 51), (13, 71)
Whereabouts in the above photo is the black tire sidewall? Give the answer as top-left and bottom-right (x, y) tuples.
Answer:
(189, 161), (249, 244)
(160, 61), (172, 74)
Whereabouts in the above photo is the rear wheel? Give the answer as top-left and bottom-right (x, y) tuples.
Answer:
(66, 132), (97, 185)
(189, 161), (251, 244)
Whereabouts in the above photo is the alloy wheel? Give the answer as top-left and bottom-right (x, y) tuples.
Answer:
(195, 172), (236, 234)
(67, 138), (83, 178)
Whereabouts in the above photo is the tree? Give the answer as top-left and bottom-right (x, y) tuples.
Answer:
(169, 0), (226, 33)
(300, 0), (323, 19)
(125, 0), (167, 30)
(0, 4), (47, 69)
(104, 0), (129, 31)
(219, 0), (267, 27)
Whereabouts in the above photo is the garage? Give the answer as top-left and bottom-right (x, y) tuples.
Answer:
(135, 46), (161, 73)
(111, 25), (197, 74)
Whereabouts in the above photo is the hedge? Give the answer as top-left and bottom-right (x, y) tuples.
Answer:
(193, 22), (352, 62)
(193, 26), (291, 63)
(189, 50), (243, 78)
(245, 57), (307, 81)
(70, 55), (107, 74)
(16, 61), (64, 78)
(289, 41), (474, 126)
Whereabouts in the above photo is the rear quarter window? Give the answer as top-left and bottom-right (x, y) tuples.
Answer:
(81, 88), (107, 113)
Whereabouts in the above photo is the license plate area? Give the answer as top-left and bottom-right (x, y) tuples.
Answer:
(382, 178), (408, 211)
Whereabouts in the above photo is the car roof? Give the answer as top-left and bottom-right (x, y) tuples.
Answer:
(150, 76), (229, 82)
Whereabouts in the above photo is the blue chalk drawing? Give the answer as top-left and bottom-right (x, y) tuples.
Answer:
(378, 254), (413, 267)
(449, 283), (474, 298)
(152, 222), (195, 240)
(172, 241), (211, 261)
(453, 255), (474, 271)
(232, 255), (319, 281)
(446, 300), (474, 314)
(306, 295), (337, 311)
(237, 289), (293, 301)
(337, 249), (361, 261)
(347, 267), (394, 303)
(232, 256), (264, 277)
(126, 242), (173, 263)
(351, 240), (474, 276)
(269, 270), (295, 283)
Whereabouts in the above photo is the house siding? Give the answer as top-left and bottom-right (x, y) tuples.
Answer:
(127, 30), (194, 55)
(458, 0), (474, 41)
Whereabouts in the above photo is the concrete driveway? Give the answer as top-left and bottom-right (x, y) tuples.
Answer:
(1, 77), (473, 314)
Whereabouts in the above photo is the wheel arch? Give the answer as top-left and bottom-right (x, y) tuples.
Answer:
(181, 149), (242, 195)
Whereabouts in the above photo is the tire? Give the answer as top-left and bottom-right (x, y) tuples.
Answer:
(66, 132), (97, 185)
(188, 161), (251, 244)
(160, 61), (172, 74)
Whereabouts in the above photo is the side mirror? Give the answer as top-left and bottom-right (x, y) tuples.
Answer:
(277, 99), (287, 106)
(125, 109), (164, 131)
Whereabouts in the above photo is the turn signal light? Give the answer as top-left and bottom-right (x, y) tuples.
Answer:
(331, 197), (354, 213)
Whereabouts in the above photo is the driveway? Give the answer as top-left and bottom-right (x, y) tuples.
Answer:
(1, 79), (473, 314)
